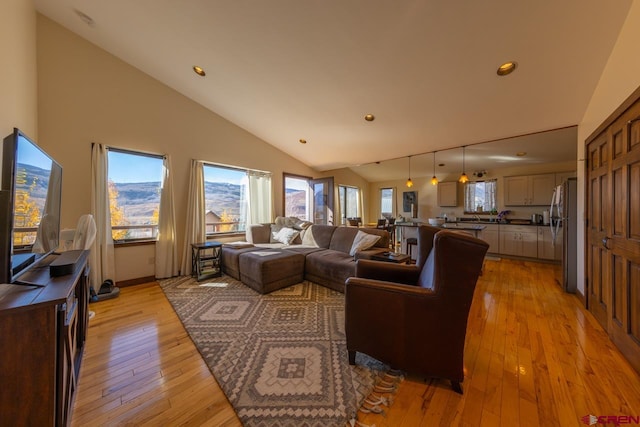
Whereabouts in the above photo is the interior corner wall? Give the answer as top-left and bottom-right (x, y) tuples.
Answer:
(0, 0), (37, 139)
(36, 15), (316, 282)
(577, 2), (640, 296)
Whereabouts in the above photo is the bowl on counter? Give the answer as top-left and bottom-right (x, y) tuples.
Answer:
(428, 217), (446, 226)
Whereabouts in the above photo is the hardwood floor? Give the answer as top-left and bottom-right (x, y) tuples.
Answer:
(73, 259), (640, 426)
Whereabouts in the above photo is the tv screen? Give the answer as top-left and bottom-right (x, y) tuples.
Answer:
(0, 128), (62, 285)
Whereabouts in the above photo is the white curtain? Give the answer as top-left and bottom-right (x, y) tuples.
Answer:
(246, 171), (273, 228)
(357, 187), (364, 224)
(180, 160), (206, 276)
(335, 185), (343, 225)
(155, 155), (179, 278)
(90, 143), (115, 294)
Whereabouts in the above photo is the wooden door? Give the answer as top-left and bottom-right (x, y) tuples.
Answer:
(586, 96), (640, 373)
(586, 132), (610, 328)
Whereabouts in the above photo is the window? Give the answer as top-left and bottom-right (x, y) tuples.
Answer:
(107, 149), (164, 241)
(464, 180), (497, 213)
(203, 164), (248, 234)
(338, 185), (360, 221)
(284, 174), (311, 221)
(380, 188), (394, 218)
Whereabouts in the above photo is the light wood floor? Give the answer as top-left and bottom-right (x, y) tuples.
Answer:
(73, 259), (640, 426)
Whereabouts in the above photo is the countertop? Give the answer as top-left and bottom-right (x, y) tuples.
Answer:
(396, 219), (547, 228)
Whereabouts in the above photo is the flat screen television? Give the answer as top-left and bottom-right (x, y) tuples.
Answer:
(0, 128), (62, 286)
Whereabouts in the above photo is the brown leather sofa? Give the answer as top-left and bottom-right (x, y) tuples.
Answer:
(344, 227), (489, 393)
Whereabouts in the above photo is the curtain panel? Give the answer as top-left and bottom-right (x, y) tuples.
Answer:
(180, 160), (206, 276)
(90, 143), (116, 294)
(155, 155), (179, 278)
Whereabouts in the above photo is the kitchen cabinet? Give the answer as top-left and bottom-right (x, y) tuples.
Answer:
(504, 173), (555, 206)
(537, 226), (562, 260)
(437, 181), (458, 206)
(478, 224), (500, 253)
(499, 225), (537, 257)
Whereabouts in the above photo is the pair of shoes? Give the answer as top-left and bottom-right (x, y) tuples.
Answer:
(347, 418), (375, 427)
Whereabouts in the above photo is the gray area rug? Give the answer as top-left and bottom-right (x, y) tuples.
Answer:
(159, 275), (387, 426)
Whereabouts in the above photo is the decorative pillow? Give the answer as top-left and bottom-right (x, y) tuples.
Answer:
(301, 225), (320, 247)
(269, 224), (284, 243)
(349, 231), (382, 256)
(272, 226), (300, 245)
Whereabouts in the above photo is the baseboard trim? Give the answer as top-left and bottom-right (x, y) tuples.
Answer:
(116, 276), (156, 288)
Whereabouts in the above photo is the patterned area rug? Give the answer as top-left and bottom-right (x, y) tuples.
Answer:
(159, 275), (388, 426)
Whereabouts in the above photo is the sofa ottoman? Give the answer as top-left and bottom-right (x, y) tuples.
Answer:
(239, 250), (305, 294)
(221, 245), (266, 280)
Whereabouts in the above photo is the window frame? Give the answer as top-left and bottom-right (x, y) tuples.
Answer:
(463, 179), (498, 214)
(283, 172), (312, 221)
(380, 187), (395, 219)
(107, 147), (164, 244)
(202, 162), (250, 236)
(338, 184), (360, 221)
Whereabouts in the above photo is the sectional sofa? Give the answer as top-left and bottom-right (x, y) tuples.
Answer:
(221, 220), (390, 293)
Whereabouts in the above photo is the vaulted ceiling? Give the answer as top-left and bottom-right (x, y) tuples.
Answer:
(34, 1), (632, 179)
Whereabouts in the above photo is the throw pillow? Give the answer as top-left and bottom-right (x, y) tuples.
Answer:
(269, 224), (284, 243)
(301, 225), (320, 247)
(349, 230), (381, 256)
(272, 227), (300, 245)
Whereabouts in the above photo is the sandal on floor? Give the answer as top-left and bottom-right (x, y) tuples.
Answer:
(347, 419), (376, 427)
(373, 383), (396, 393)
(364, 394), (393, 408)
(358, 403), (385, 415)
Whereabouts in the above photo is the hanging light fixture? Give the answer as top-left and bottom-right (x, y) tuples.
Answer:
(459, 146), (469, 183)
(430, 151), (439, 185)
(406, 156), (413, 187)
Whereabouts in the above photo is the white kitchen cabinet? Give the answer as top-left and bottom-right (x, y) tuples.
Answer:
(537, 226), (562, 260)
(437, 181), (458, 207)
(504, 173), (555, 206)
(499, 225), (537, 257)
(479, 224), (500, 253)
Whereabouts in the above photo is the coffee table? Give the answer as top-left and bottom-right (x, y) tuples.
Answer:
(371, 252), (411, 264)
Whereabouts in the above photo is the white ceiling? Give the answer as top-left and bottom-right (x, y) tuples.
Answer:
(34, 1), (632, 179)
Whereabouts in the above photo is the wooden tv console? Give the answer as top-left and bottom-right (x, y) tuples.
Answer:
(0, 250), (89, 426)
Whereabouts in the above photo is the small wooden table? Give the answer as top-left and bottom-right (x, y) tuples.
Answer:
(191, 241), (222, 281)
(371, 252), (411, 264)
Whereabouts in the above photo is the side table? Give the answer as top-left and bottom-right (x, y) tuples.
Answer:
(191, 241), (222, 281)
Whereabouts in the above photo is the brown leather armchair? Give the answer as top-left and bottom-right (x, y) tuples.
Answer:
(345, 227), (489, 393)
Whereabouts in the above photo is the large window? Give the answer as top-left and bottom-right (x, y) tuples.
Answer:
(380, 187), (394, 218)
(464, 180), (497, 213)
(338, 185), (360, 221)
(203, 164), (248, 234)
(107, 149), (164, 241)
(284, 174), (311, 221)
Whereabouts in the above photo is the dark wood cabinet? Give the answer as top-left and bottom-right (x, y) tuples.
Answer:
(0, 250), (89, 426)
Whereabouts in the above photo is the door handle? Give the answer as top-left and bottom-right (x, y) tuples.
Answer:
(602, 236), (610, 249)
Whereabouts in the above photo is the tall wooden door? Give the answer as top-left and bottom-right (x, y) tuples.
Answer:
(586, 96), (640, 373)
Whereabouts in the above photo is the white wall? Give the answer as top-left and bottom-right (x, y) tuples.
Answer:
(36, 15), (318, 282)
(0, 0), (37, 139)
(577, 2), (640, 295)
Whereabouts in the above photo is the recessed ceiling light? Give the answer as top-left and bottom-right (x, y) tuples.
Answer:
(299, 139), (307, 144)
(193, 66), (206, 77)
(364, 114), (375, 122)
(516, 151), (527, 157)
(497, 61), (517, 76)
(438, 163), (445, 167)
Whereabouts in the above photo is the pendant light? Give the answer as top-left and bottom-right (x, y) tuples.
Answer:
(459, 146), (469, 183)
(406, 156), (413, 187)
(430, 151), (439, 185)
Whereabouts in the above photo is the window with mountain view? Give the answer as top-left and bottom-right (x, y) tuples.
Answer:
(284, 174), (310, 221)
(107, 149), (163, 241)
(203, 164), (248, 234)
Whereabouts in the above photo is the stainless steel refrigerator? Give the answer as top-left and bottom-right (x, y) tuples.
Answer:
(550, 177), (577, 292)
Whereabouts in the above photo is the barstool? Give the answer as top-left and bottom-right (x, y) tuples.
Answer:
(406, 237), (417, 263)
